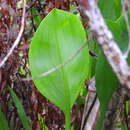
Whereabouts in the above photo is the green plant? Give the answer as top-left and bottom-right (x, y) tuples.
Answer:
(28, 0), (130, 129)
(10, 88), (31, 130)
(98, 0), (122, 20)
(29, 8), (90, 129)
(0, 107), (9, 130)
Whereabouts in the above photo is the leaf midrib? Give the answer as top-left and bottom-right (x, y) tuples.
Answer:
(54, 14), (71, 112)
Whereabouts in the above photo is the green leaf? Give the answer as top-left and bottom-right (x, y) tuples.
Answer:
(116, 10), (130, 65)
(88, 37), (99, 78)
(0, 107), (9, 130)
(95, 53), (118, 130)
(29, 8), (89, 129)
(98, 0), (122, 20)
(116, 10), (130, 29)
(106, 20), (128, 52)
(106, 11), (130, 64)
(31, 8), (42, 27)
(95, 9), (130, 130)
(10, 88), (31, 130)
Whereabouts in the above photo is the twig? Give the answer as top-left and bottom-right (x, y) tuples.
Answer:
(23, 42), (88, 81)
(79, 0), (130, 90)
(0, 0), (26, 68)
(84, 98), (99, 130)
(81, 77), (100, 130)
(121, 0), (130, 59)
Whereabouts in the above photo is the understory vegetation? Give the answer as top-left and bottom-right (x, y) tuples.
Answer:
(0, 0), (130, 130)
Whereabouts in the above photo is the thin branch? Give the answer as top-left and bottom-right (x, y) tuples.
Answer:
(81, 77), (100, 130)
(79, 0), (130, 90)
(23, 42), (88, 81)
(0, 0), (26, 68)
(84, 98), (99, 130)
(121, 0), (130, 59)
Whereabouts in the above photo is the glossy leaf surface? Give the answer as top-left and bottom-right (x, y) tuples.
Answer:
(29, 8), (89, 114)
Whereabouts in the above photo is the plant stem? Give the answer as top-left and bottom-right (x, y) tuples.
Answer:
(65, 111), (71, 130)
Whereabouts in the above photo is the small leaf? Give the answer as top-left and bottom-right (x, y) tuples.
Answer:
(116, 10), (130, 29)
(98, 0), (122, 20)
(106, 20), (128, 52)
(10, 88), (31, 130)
(29, 8), (89, 129)
(107, 11), (130, 64)
(31, 8), (42, 27)
(0, 107), (9, 130)
(116, 10), (130, 65)
(95, 52), (118, 130)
